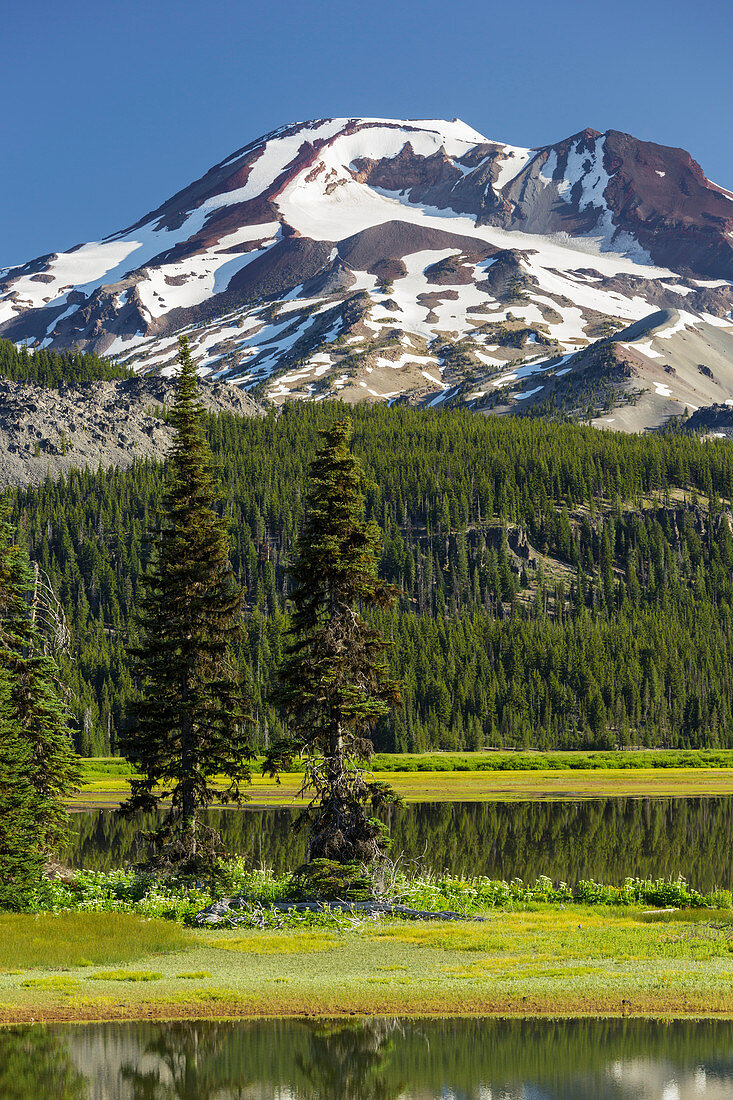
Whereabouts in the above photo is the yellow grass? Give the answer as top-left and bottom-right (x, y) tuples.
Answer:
(69, 767), (733, 810)
(0, 912), (193, 971)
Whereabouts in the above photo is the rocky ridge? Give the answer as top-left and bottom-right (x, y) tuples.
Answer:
(0, 375), (263, 486)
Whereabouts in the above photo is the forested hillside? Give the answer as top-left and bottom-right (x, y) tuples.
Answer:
(0, 338), (133, 386)
(8, 401), (733, 755)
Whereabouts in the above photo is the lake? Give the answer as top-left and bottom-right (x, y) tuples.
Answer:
(65, 796), (733, 891)
(2, 1017), (733, 1098)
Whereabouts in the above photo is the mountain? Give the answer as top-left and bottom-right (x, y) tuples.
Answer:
(2, 117), (732, 429)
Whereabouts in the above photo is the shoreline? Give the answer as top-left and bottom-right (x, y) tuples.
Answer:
(5, 1005), (733, 1026)
(69, 766), (733, 810)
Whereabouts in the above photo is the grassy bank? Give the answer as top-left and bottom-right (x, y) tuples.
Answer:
(1, 868), (732, 1023)
(3, 904), (733, 1023)
(81, 750), (733, 780)
(72, 754), (733, 810)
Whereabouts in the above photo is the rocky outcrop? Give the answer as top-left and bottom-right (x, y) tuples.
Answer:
(0, 375), (263, 486)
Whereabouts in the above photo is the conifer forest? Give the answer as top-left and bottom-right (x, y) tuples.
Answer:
(7, 366), (733, 758)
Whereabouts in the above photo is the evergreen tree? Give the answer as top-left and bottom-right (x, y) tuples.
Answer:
(0, 509), (78, 858)
(120, 336), (252, 865)
(265, 418), (400, 864)
(0, 665), (45, 909)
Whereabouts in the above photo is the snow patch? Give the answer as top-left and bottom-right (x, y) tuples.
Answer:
(492, 145), (532, 191)
(376, 353), (438, 370)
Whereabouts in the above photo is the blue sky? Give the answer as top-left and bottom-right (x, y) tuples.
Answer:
(1, 0), (730, 265)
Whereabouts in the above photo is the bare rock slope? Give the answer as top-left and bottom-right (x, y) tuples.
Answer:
(0, 376), (263, 486)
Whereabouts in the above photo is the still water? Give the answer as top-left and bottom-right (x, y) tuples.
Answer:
(2, 1017), (733, 1099)
(66, 797), (733, 891)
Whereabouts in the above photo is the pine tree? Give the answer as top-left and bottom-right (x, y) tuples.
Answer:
(121, 336), (252, 866)
(265, 417), (400, 865)
(0, 509), (78, 859)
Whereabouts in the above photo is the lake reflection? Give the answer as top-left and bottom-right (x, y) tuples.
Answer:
(2, 1018), (733, 1099)
(66, 797), (733, 890)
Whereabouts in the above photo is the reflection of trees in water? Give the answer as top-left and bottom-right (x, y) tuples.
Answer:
(292, 1019), (403, 1100)
(120, 1022), (252, 1100)
(64, 808), (307, 872)
(386, 797), (733, 891)
(66, 797), (733, 890)
(383, 1019), (733, 1099)
(0, 1027), (87, 1100)
(10, 1018), (733, 1098)
(116, 1019), (401, 1100)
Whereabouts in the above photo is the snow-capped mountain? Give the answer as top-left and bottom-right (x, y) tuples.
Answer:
(2, 117), (732, 428)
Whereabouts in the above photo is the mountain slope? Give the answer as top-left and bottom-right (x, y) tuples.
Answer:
(1, 117), (732, 427)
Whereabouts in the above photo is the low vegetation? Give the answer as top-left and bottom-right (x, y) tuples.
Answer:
(0, 911), (191, 970)
(20, 864), (732, 926)
(79, 748), (733, 781)
(3, 900), (733, 1023)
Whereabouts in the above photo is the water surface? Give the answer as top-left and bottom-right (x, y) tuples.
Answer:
(65, 797), (733, 890)
(2, 1018), (733, 1099)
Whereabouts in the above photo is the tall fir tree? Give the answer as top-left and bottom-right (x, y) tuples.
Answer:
(265, 417), (400, 865)
(0, 508), (79, 860)
(121, 336), (252, 864)
(0, 665), (45, 909)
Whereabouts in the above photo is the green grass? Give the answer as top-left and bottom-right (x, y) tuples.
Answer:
(87, 970), (162, 981)
(80, 758), (140, 779)
(212, 931), (339, 954)
(4, 906), (733, 1023)
(0, 912), (193, 970)
(80, 748), (733, 782)
(72, 756), (733, 810)
(371, 749), (733, 772)
(19, 976), (81, 990)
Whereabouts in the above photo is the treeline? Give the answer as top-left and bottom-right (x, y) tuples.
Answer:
(8, 400), (733, 755)
(0, 338), (133, 386)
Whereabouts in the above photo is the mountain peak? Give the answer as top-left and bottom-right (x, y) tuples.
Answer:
(1, 116), (731, 432)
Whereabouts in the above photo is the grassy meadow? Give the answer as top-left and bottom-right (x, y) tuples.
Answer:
(13, 750), (733, 1025)
(72, 751), (733, 809)
(3, 906), (733, 1023)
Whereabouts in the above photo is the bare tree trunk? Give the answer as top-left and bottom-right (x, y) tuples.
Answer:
(180, 715), (197, 856)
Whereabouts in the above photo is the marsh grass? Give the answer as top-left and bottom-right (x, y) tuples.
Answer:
(73, 757), (733, 811)
(151, 988), (244, 1005)
(639, 909), (733, 924)
(367, 907), (733, 964)
(80, 749), (733, 781)
(212, 931), (339, 954)
(0, 912), (192, 971)
(87, 970), (162, 981)
(20, 976), (80, 990)
(4, 904), (733, 1022)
